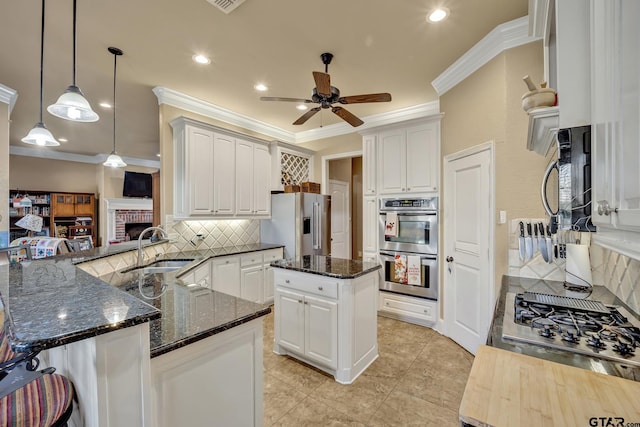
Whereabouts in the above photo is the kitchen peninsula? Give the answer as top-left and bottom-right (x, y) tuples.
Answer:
(1, 242), (282, 427)
(272, 255), (381, 384)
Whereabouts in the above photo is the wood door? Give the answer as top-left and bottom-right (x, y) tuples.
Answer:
(52, 193), (75, 216)
(213, 134), (236, 215)
(329, 179), (350, 258)
(304, 294), (338, 369)
(74, 194), (94, 215)
(444, 145), (493, 355)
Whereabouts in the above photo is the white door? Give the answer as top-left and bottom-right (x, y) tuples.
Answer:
(187, 125), (215, 215)
(235, 139), (254, 215)
(329, 179), (350, 258)
(240, 265), (263, 303)
(253, 144), (271, 215)
(304, 295), (338, 369)
(275, 288), (305, 354)
(210, 256), (241, 296)
(213, 134), (236, 215)
(378, 129), (406, 194)
(444, 144), (493, 355)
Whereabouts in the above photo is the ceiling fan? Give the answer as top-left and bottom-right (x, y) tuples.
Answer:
(260, 52), (392, 127)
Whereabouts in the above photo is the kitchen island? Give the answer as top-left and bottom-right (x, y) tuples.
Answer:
(1, 243), (282, 427)
(271, 255), (381, 384)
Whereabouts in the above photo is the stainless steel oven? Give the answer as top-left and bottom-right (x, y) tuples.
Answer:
(379, 197), (438, 254)
(378, 197), (439, 300)
(379, 251), (438, 300)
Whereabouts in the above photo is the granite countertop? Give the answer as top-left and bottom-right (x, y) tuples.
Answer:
(2, 243), (283, 357)
(489, 275), (640, 382)
(270, 255), (381, 279)
(0, 259), (160, 353)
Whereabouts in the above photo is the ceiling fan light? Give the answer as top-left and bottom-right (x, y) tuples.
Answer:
(21, 122), (60, 146)
(254, 83), (268, 91)
(47, 85), (99, 122)
(103, 153), (127, 168)
(427, 7), (449, 23)
(193, 54), (211, 64)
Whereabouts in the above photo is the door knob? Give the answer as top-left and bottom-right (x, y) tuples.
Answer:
(446, 256), (454, 262)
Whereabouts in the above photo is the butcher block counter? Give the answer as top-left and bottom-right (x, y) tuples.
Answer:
(459, 345), (640, 427)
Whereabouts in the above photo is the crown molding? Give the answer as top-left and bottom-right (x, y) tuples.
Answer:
(528, 0), (553, 39)
(154, 86), (440, 145)
(431, 16), (542, 96)
(9, 145), (160, 168)
(152, 86), (296, 143)
(0, 84), (18, 113)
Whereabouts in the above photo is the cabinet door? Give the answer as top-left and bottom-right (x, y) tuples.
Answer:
(210, 256), (241, 297)
(304, 294), (338, 369)
(235, 139), (254, 215)
(378, 129), (406, 194)
(193, 261), (212, 289)
(52, 193), (75, 216)
(363, 196), (378, 253)
(213, 134), (236, 215)
(275, 287), (305, 354)
(406, 123), (439, 193)
(240, 265), (263, 303)
(253, 144), (271, 215)
(187, 126), (215, 215)
(363, 134), (377, 195)
(189, 288), (215, 330)
(74, 195), (94, 215)
(263, 264), (274, 304)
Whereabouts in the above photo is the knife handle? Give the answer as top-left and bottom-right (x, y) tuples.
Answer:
(519, 221), (525, 237)
(526, 222), (532, 236)
(538, 222), (545, 237)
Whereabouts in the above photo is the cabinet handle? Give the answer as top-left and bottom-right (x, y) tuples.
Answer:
(597, 200), (618, 216)
(401, 188), (405, 191)
(318, 286), (323, 291)
(304, 301), (308, 305)
(385, 302), (390, 306)
(225, 260), (229, 264)
(298, 299), (303, 304)
(285, 279), (290, 284)
(407, 187), (411, 191)
(424, 309), (428, 313)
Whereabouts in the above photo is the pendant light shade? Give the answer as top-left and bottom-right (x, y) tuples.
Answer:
(47, 0), (99, 122)
(103, 46), (126, 168)
(22, 0), (59, 147)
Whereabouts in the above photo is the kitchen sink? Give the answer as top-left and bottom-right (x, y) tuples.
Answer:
(123, 258), (194, 274)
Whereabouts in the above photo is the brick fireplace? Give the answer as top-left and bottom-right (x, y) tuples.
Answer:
(105, 198), (153, 244)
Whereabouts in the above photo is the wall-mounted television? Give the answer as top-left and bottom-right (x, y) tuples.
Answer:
(123, 171), (152, 198)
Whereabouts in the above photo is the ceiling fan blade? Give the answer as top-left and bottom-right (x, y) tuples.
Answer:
(331, 106), (364, 127)
(338, 93), (392, 104)
(293, 107), (321, 125)
(313, 71), (331, 97)
(260, 97), (314, 103)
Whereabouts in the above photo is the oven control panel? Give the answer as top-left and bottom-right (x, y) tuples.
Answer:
(380, 197), (438, 211)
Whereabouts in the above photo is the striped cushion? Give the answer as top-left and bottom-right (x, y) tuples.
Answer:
(0, 373), (74, 427)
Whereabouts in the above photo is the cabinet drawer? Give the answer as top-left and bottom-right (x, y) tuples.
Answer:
(276, 271), (338, 299)
(262, 248), (283, 263)
(241, 252), (263, 267)
(379, 291), (435, 322)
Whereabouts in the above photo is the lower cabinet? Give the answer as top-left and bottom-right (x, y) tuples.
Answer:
(273, 268), (378, 384)
(211, 256), (241, 296)
(240, 255), (264, 304)
(378, 290), (437, 327)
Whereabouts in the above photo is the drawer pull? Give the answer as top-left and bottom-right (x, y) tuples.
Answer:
(285, 279), (290, 284)
(298, 299), (303, 304)
(318, 286), (323, 291)
(386, 302), (390, 306)
(225, 260), (229, 264)
(304, 301), (308, 305)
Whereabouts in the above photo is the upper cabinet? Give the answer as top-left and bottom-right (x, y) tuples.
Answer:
(269, 142), (315, 192)
(170, 117), (271, 220)
(591, 0), (640, 241)
(363, 118), (440, 196)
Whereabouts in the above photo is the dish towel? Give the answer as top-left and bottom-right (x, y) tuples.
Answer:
(394, 254), (407, 284)
(407, 256), (421, 285)
(385, 212), (398, 237)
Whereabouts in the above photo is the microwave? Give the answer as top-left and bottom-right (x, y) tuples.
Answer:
(542, 125), (596, 233)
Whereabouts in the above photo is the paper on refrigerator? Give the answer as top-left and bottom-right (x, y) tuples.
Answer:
(407, 255), (421, 285)
(385, 212), (398, 237)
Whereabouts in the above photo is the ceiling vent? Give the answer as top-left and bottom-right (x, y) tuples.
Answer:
(206, 0), (246, 14)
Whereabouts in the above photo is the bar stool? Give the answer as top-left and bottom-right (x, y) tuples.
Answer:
(0, 314), (75, 426)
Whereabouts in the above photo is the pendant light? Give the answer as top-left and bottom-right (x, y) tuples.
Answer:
(47, 0), (99, 122)
(22, 0), (60, 146)
(103, 47), (126, 168)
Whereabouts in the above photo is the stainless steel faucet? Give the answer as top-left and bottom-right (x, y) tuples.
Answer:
(137, 226), (168, 267)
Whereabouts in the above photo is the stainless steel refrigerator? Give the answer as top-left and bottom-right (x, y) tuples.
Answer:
(260, 193), (331, 260)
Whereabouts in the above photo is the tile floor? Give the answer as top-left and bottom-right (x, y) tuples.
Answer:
(262, 311), (474, 426)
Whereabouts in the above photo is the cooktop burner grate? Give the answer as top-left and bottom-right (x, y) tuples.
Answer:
(521, 292), (611, 314)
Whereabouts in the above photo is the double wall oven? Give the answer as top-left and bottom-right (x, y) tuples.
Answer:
(378, 197), (438, 300)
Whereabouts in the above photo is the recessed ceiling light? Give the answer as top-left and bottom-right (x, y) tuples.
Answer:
(58, 137), (68, 142)
(193, 54), (211, 65)
(156, 153), (161, 157)
(296, 104), (308, 110)
(427, 7), (449, 23)
(99, 102), (112, 109)
(254, 83), (268, 91)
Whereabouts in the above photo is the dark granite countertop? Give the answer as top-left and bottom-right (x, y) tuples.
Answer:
(489, 275), (640, 382)
(270, 255), (381, 279)
(0, 259), (160, 353)
(2, 243), (283, 357)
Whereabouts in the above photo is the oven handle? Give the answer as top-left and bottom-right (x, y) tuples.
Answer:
(379, 212), (437, 216)
(379, 251), (437, 261)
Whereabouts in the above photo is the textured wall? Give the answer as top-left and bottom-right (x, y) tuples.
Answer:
(591, 244), (640, 315)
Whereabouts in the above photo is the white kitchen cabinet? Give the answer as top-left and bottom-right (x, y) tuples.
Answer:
(378, 291), (437, 327)
(362, 134), (377, 195)
(363, 196), (378, 254)
(273, 268), (378, 384)
(211, 256), (241, 297)
(591, 0), (640, 256)
(170, 116), (272, 220)
(236, 140), (271, 216)
(213, 134), (236, 216)
(240, 253), (264, 303)
(179, 260), (212, 289)
(377, 119), (440, 195)
(262, 248), (283, 304)
(269, 142), (315, 192)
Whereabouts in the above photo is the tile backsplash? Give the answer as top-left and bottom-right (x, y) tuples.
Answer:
(508, 218), (566, 281)
(165, 219), (260, 252)
(590, 244), (640, 315)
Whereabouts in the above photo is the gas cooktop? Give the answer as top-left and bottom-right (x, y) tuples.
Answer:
(502, 291), (640, 367)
